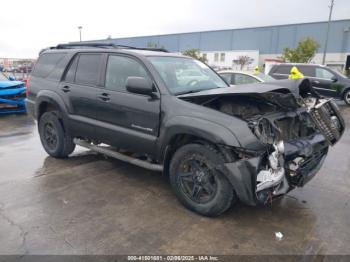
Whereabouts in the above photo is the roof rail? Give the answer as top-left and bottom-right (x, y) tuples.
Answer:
(52, 42), (169, 52)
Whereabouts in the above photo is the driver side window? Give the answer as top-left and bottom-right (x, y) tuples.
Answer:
(105, 55), (150, 92)
(315, 68), (335, 80)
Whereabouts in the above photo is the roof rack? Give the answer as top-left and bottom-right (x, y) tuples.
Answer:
(52, 42), (169, 52)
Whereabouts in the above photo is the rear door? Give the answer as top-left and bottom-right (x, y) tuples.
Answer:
(94, 54), (161, 155)
(59, 53), (103, 138)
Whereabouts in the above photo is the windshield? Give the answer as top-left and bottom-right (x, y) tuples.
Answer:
(0, 72), (8, 81)
(148, 56), (228, 94)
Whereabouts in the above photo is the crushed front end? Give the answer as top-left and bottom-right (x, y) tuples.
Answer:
(179, 79), (345, 206)
(230, 89), (344, 205)
(0, 83), (26, 114)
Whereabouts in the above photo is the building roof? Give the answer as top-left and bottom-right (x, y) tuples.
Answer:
(82, 19), (350, 54)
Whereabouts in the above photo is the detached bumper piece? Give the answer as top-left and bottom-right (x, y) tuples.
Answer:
(284, 134), (328, 187)
(0, 87), (26, 114)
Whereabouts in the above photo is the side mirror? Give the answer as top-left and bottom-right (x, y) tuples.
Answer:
(8, 76), (15, 81)
(126, 77), (154, 95)
(331, 76), (338, 82)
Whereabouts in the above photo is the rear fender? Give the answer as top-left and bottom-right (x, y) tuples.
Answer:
(35, 90), (69, 125)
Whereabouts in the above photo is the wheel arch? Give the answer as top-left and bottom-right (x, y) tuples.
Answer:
(161, 132), (236, 178)
(341, 86), (350, 96)
(35, 90), (69, 121)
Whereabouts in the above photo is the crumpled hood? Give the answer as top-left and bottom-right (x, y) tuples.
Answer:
(0, 87), (26, 96)
(0, 81), (24, 89)
(177, 79), (302, 99)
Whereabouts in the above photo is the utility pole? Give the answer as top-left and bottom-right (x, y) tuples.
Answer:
(78, 26), (83, 42)
(322, 0), (335, 65)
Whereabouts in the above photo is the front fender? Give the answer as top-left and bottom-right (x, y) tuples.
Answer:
(158, 116), (241, 159)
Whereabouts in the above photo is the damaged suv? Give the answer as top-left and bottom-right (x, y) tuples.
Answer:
(26, 43), (345, 216)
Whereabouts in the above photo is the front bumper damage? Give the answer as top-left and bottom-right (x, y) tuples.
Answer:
(222, 133), (329, 206)
(0, 87), (26, 114)
(221, 98), (344, 206)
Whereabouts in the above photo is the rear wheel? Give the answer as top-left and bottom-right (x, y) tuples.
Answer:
(169, 143), (235, 217)
(38, 111), (75, 158)
(343, 89), (350, 105)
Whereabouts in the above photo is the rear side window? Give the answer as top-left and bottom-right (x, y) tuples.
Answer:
(274, 65), (291, 75)
(32, 53), (66, 78)
(75, 54), (102, 86)
(105, 55), (149, 92)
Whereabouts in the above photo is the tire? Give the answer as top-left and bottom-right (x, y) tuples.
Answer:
(343, 89), (350, 105)
(169, 143), (236, 217)
(38, 111), (75, 158)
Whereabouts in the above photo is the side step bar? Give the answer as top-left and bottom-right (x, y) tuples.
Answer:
(73, 138), (163, 172)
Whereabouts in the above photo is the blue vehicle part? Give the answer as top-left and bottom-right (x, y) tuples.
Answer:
(0, 80), (23, 88)
(0, 85), (26, 114)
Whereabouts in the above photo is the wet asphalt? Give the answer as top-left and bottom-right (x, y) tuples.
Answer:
(0, 104), (349, 255)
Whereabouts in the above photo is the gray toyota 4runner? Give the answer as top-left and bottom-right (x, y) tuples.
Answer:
(26, 43), (345, 217)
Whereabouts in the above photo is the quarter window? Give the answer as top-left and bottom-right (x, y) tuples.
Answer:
(32, 53), (66, 78)
(75, 54), (102, 86)
(105, 56), (149, 92)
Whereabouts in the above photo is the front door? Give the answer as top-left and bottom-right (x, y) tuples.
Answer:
(94, 54), (160, 156)
(312, 67), (342, 97)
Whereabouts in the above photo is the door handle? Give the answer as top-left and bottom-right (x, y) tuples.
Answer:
(98, 93), (110, 102)
(61, 86), (70, 93)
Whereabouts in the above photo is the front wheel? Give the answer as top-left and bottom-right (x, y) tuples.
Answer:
(38, 111), (75, 158)
(169, 143), (236, 217)
(343, 89), (350, 105)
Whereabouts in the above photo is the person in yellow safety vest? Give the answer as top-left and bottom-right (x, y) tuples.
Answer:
(289, 66), (304, 79)
(254, 66), (260, 74)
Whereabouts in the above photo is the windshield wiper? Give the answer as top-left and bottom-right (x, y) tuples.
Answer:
(176, 88), (214, 96)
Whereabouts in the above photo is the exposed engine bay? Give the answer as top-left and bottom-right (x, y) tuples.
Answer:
(179, 79), (345, 204)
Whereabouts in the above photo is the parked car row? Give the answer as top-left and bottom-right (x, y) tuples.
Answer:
(216, 63), (350, 105)
(268, 63), (350, 105)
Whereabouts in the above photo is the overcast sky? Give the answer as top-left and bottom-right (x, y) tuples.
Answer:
(0, 0), (349, 58)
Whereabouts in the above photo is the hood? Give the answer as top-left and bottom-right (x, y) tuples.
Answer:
(177, 79), (302, 99)
(177, 79), (317, 112)
(0, 81), (24, 89)
(0, 87), (26, 96)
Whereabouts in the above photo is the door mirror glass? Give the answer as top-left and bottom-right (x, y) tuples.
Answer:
(8, 76), (15, 81)
(331, 76), (338, 82)
(126, 77), (154, 95)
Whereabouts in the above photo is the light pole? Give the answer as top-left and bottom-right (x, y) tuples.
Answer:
(78, 26), (83, 42)
(322, 0), (335, 65)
